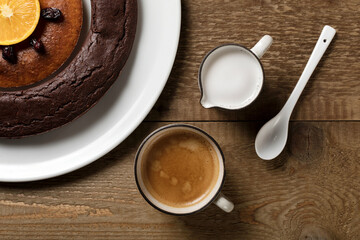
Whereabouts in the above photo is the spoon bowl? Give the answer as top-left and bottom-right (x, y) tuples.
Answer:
(255, 113), (289, 160)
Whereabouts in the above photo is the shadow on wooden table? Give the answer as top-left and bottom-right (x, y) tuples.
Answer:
(177, 170), (264, 239)
(287, 32), (337, 119)
(147, 0), (193, 121)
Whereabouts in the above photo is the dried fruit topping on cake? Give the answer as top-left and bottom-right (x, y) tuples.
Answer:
(41, 7), (62, 21)
(2, 46), (16, 64)
(29, 38), (44, 53)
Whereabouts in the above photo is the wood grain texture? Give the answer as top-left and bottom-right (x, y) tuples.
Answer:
(0, 1), (359, 239)
(147, 0), (360, 121)
(0, 122), (359, 239)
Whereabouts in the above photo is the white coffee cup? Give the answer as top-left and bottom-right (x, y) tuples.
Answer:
(199, 35), (273, 110)
(134, 124), (234, 215)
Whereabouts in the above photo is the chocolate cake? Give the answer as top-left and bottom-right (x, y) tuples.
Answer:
(0, 0), (137, 138)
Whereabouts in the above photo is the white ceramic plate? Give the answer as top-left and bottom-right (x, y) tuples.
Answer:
(0, 0), (181, 182)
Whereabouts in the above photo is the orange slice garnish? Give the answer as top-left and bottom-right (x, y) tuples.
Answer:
(0, 0), (40, 45)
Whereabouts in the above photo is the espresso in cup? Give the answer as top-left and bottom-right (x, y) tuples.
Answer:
(135, 124), (234, 215)
(141, 130), (219, 207)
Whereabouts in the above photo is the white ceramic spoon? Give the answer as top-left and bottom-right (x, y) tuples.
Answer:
(255, 25), (336, 160)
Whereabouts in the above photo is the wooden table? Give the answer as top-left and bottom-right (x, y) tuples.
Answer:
(1, 0), (359, 239)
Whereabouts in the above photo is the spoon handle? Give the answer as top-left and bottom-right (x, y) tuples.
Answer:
(282, 25), (336, 116)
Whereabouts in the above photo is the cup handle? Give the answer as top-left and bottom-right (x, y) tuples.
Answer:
(250, 35), (273, 59)
(213, 192), (234, 213)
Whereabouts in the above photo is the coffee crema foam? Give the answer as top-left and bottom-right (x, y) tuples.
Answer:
(142, 130), (219, 208)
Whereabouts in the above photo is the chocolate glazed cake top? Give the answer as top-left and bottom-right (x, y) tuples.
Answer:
(0, 0), (137, 138)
